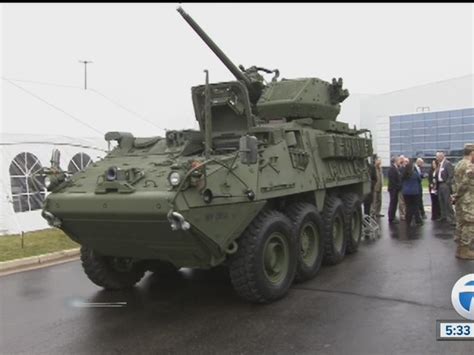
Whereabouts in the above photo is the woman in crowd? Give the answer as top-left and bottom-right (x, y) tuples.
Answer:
(428, 159), (440, 220)
(401, 159), (423, 227)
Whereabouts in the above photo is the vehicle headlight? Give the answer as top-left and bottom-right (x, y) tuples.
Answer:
(106, 166), (118, 181)
(169, 171), (182, 186)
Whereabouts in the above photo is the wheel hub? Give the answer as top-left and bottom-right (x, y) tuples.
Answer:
(263, 232), (289, 285)
(352, 210), (361, 241)
(111, 257), (134, 272)
(300, 222), (319, 266)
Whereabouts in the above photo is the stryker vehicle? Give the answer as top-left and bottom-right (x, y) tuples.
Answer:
(41, 7), (373, 303)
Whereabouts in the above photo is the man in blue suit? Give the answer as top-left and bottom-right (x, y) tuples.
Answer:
(401, 159), (423, 227)
(415, 158), (427, 220)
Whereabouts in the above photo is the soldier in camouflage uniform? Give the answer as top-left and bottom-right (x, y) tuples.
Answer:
(453, 143), (474, 260)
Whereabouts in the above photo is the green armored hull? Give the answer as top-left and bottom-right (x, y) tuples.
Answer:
(42, 7), (373, 303)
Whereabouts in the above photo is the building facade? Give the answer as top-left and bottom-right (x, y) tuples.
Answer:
(356, 74), (474, 166)
(390, 108), (474, 163)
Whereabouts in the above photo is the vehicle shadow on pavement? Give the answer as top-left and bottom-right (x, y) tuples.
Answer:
(86, 266), (243, 309)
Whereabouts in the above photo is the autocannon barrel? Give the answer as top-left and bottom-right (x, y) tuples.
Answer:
(177, 7), (252, 88)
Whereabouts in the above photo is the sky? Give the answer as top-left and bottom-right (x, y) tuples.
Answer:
(1, 3), (473, 137)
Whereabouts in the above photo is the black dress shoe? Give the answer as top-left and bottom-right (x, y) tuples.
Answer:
(377, 214), (385, 217)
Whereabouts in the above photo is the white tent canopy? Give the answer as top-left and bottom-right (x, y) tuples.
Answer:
(0, 133), (107, 235)
(1, 79), (173, 235)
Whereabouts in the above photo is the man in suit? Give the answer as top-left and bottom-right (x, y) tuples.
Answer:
(436, 151), (455, 225)
(415, 158), (427, 220)
(388, 156), (401, 224)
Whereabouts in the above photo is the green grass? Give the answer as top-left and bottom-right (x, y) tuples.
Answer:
(0, 228), (79, 262)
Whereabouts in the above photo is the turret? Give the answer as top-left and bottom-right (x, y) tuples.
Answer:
(178, 7), (350, 122)
(177, 6), (269, 102)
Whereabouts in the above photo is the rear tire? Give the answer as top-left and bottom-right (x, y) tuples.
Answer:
(322, 196), (346, 265)
(80, 246), (145, 290)
(342, 193), (363, 254)
(228, 209), (297, 303)
(286, 203), (324, 282)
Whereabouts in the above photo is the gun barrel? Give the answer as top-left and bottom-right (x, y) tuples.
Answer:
(177, 7), (252, 88)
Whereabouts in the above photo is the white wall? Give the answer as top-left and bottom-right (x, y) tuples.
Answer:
(359, 74), (474, 166)
(375, 116), (390, 164)
(338, 93), (372, 129)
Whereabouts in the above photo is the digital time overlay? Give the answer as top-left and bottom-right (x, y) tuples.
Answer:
(437, 274), (474, 341)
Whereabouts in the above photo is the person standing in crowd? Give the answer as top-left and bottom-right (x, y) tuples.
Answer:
(388, 156), (401, 224)
(398, 155), (407, 221)
(371, 157), (384, 217)
(401, 159), (423, 227)
(436, 151), (455, 226)
(452, 143), (474, 259)
(363, 155), (378, 216)
(428, 159), (440, 220)
(415, 158), (427, 220)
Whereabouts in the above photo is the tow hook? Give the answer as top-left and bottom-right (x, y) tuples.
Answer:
(41, 210), (62, 227)
(167, 210), (191, 231)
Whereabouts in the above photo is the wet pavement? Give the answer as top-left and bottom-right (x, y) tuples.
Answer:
(1, 193), (474, 355)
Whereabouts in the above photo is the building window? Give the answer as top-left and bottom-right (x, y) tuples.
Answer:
(9, 152), (46, 213)
(68, 152), (92, 174)
(390, 108), (474, 163)
(463, 116), (474, 125)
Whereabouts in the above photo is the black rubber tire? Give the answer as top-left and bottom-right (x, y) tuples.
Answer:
(322, 196), (347, 265)
(80, 246), (145, 290)
(228, 209), (297, 303)
(342, 193), (363, 254)
(286, 202), (324, 282)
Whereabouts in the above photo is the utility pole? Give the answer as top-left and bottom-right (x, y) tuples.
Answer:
(78, 60), (93, 90)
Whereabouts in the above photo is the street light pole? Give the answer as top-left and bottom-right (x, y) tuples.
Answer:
(78, 60), (93, 90)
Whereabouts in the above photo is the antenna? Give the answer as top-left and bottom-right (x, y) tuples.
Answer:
(78, 60), (93, 90)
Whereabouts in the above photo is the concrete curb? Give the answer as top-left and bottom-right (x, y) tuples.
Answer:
(0, 248), (80, 274)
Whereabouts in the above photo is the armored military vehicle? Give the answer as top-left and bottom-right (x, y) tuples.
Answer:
(41, 7), (373, 303)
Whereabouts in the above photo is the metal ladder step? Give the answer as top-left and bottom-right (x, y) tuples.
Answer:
(363, 214), (380, 239)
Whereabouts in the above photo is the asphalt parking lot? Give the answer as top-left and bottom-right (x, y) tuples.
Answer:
(1, 193), (473, 355)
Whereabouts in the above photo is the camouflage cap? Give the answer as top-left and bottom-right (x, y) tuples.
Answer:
(465, 143), (474, 150)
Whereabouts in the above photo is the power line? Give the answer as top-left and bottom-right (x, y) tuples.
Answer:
(0, 141), (107, 152)
(3, 77), (167, 133)
(89, 88), (166, 132)
(2, 77), (103, 136)
(2, 77), (82, 89)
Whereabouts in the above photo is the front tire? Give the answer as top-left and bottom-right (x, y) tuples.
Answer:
(80, 246), (145, 290)
(286, 203), (324, 282)
(322, 196), (347, 265)
(229, 210), (297, 303)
